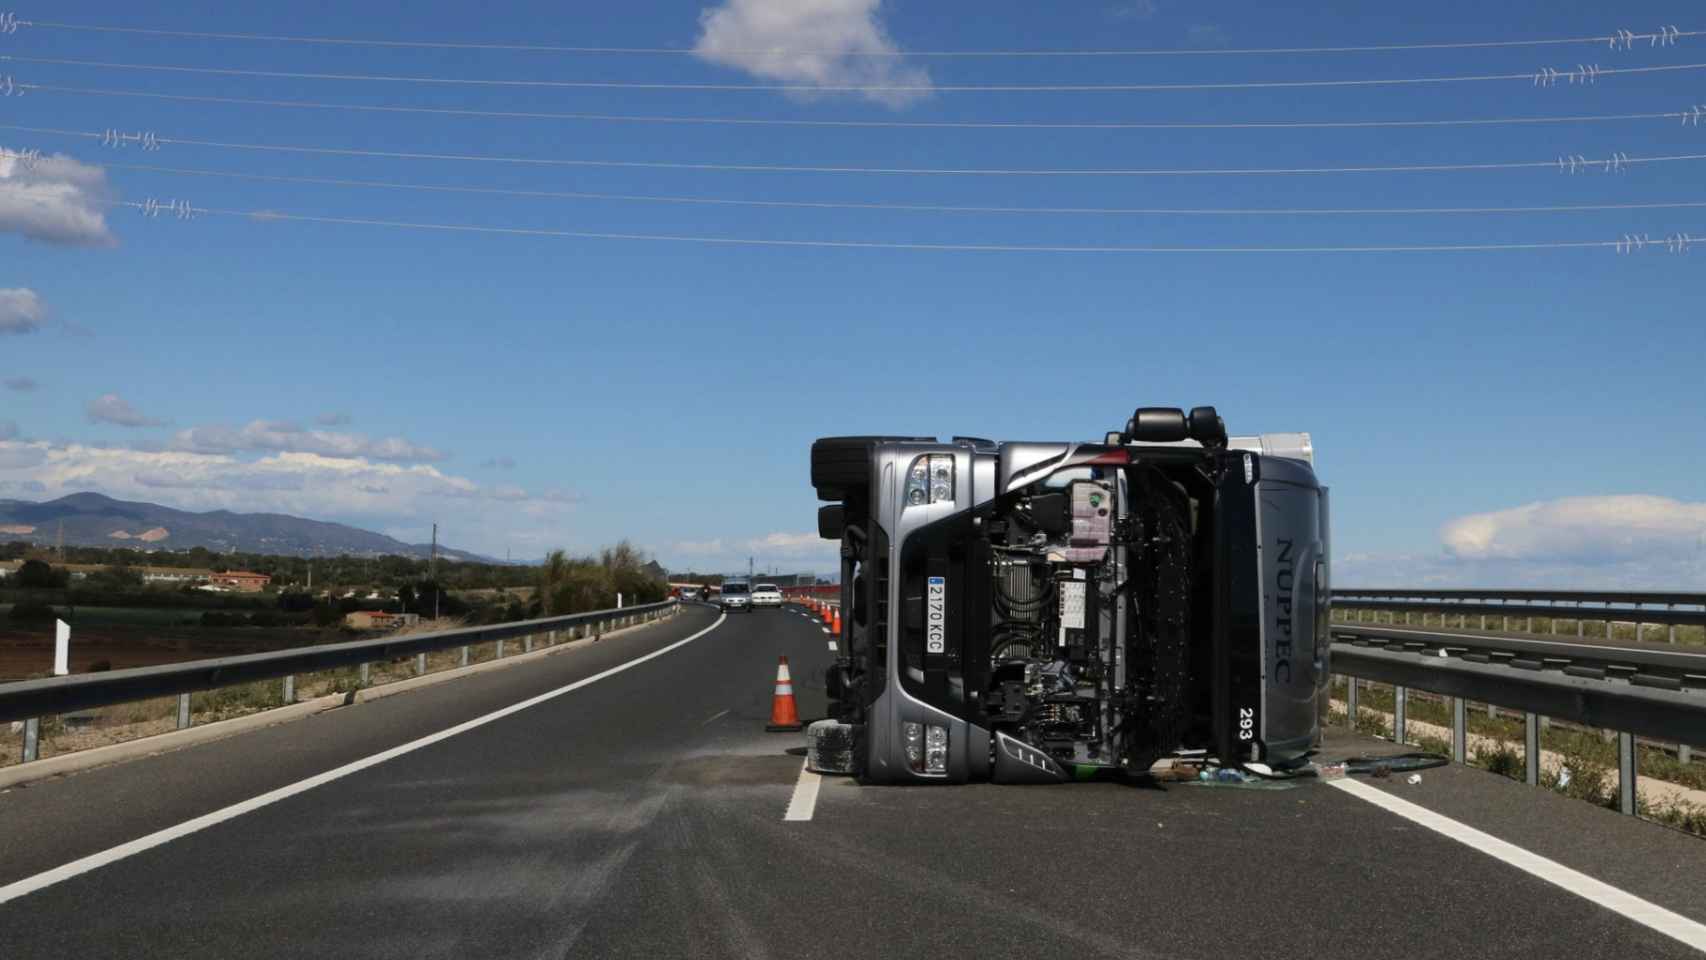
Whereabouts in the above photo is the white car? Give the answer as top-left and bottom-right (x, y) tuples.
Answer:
(751, 583), (783, 608)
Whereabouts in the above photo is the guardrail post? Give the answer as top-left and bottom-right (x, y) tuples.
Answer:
(1618, 732), (1637, 815)
(1636, 620), (1645, 644)
(176, 693), (191, 730)
(1479, 614), (1486, 630)
(1452, 697), (1467, 763)
(548, 629), (556, 647)
(1604, 620), (1613, 641)
(359, 662), (370, 686)
(416, 653), (427, 676)
(1346, 676), (1358, 726)
(1394, 685), (1407, 744)
(523, 634), (533, 654)
(1679, 743), (1691, 764)
(496, 639), (506, 659)
(1577, 602), (1584, 637)
(1525, 713), (1540, 785)
(22, 717), (39, 762)
(282, 674), (294, 704)
(1487, 701), (1496, 719)
(460, 645), (470, 667)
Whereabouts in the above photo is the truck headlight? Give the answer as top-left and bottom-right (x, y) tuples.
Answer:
(904, 721), (949, 775)
(906, 454), (955, 507)
(924, 723), (949, 774)
(903, 721), (923, 768)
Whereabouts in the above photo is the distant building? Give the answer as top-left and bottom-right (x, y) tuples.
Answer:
(140, 566), (212, 585)
(344, 610), (420, 631)
(208, 571), (271, 592)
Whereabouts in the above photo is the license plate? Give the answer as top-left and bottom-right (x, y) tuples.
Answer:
(926, 576), (946, 654)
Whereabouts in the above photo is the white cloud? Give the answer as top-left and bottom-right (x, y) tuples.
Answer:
(0, 288), (47, 335)
(747, 531), (826, 552)
(87, 393), (167, 428)
(1109, 0), (1158, 20)
(0, 150), (115, 246)
(170, 420), (446, 463)
(0, 442), (46, 469)
(0, 441), (579, 553)
(692, 0), (932, 108)
(1441, 495), (1706, 564)
(1333, 494), (1706, 590)
(4, 376), (38, 391)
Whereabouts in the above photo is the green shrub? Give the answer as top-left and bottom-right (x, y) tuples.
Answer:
(8, 599), (57, 623)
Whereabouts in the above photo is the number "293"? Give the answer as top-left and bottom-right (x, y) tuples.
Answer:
(1237, 707), (1255, 741)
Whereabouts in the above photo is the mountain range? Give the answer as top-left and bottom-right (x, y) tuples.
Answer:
(0, 493), (494, 562)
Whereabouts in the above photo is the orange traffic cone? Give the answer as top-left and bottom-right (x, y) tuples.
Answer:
(766, 656), (803, 732)
(831, 607), (842, 636)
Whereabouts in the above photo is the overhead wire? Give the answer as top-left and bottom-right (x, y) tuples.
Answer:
(84, 161), (1706, 218)
(8, 124), (1700, 177)
(95, 199), (1704, 255)
(18, 83), (1706, 132)
(6, 54), (1706, 93)
(16, 19), (1700, 58)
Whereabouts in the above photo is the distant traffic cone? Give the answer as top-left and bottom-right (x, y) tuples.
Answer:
(765, 656), (803, 732)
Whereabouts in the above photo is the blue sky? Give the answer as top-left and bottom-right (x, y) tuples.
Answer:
(1, 0), (1704, 585)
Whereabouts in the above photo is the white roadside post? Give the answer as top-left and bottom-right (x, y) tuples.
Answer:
(53, 619), (70, 677)
(22, 620), (74, 761)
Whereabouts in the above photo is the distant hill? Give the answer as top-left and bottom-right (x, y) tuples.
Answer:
(0, 493), (493, 562)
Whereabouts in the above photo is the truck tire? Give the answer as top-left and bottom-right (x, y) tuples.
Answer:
(811, 436), (927, 501)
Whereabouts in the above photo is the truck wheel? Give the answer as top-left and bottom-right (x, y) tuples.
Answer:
(811, 436), (926, 501)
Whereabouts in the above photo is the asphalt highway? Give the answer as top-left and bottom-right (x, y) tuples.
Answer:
(2, 602), (1703, 959)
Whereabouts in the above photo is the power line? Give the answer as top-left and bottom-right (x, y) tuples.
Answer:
(104, 198), (1704, 255)
(14, 18), (1697, 58)
(19, 82), (1706, 132)
(10, 124), (1701, 177)
(6, 54), (1705, 93)
(95, 161), (1706, 218)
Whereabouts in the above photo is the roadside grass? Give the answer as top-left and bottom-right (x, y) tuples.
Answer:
(3, 619), (605, 769)
(1330, 683), (1706, 839)
(1333, 678), (1705, 790)
(1331, 609), (1705, 648)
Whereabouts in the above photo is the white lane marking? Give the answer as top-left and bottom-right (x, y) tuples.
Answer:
(699, 708), (731, 727)
(783, 759), (822, 822)
(821, 627), (830, 634)
(1329, 778), (1706, 952)
(0, 613), (729, 907)
(827, 641), (838, 652)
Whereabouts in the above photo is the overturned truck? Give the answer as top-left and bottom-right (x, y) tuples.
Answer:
(811, 406), (1330, 784)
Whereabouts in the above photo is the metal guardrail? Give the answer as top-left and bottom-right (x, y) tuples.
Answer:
(1332, 588), (1706, 645)
(1334, 625), (1706, 684)
(1330, 624), (1706, 816)
(1, 600), (678, 762)
(1335, 588), (1706, 607)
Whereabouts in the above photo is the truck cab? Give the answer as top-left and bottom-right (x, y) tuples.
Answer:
(811, 406), (1330, 783)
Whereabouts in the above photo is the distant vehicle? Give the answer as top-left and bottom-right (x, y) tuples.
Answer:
(751, 583), (782, 608)
(679, 586), (703, 601)
(718, 579), (753, 613)
(809, 405), (1329, 784)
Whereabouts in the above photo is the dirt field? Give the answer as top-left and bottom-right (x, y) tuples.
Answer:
(0, 622), (337, 681)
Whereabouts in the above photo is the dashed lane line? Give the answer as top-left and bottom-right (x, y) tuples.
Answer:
(783, 760), (822, 822)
